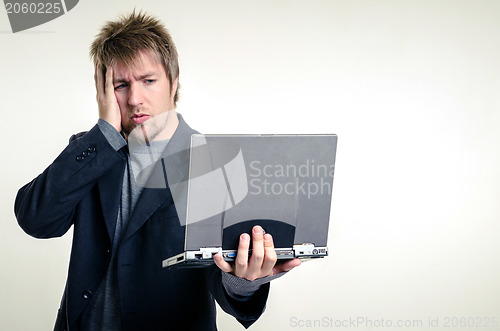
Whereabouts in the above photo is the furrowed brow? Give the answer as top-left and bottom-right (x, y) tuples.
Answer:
(113, 72), (157, 84)
(113, 77), (128, 85)
(138, 72), (157, 80)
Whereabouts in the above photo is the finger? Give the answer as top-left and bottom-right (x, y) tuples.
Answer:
(261, 233), (277, 275)
(213, 253), (234, 274)
(94, 62), (100, 96)
(247, 226), (265, 278)
(95, 62), (105, 100)
(105, 64), (114, 95)
(234, 233), (250, 277)
(273, 258), (302, 275)
(94, 62), (98, 91)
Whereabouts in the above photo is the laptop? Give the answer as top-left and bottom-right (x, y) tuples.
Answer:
(162, 134), (337, 268)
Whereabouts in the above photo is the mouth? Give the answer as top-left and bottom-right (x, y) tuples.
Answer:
(131, 113), (151, 125)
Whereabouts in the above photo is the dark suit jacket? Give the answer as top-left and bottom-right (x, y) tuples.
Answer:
(15, 115), (269, 330)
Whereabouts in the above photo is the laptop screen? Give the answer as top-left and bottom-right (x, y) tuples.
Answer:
(182, 134), (337, 251)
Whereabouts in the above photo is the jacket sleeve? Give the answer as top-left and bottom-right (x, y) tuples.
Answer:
(14, 124), (126, 239)
(205, 266), (270, 329)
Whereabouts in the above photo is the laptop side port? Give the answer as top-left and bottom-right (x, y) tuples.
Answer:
(224, 251), (237, 259)
(199, 247), (223, 259)
(276, 249), (295, 259)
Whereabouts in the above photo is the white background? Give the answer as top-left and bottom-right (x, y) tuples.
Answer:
(1, 1), (500, 330)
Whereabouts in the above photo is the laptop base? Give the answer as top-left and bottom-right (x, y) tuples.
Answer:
(162, 244), (328, 268)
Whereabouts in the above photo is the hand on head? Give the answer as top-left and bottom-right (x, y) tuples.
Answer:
(95, 63), (122, 132)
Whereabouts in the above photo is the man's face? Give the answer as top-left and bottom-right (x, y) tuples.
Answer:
(113, 51), (177, 140)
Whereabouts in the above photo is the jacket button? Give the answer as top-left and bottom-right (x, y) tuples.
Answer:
(82, 151), (89, 157)
(88, 146), (96, 153)
(76, 155), (84, 161)
(82, 290), (92, 300)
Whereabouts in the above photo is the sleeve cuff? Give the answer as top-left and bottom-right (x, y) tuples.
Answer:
(222, 271), (286, 301)
(97, 119), (127, 151)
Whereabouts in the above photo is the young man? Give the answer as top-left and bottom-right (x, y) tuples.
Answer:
(15, 11), (299, 330)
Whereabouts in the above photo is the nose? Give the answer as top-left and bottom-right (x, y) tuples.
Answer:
(127, 83), (143, 107)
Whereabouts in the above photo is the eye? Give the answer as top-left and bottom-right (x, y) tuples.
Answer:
(145, 79), (156, 84)
(114, 83), (128, 90)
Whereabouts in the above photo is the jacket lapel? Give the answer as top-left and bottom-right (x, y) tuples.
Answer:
(98, 159), (126, 242)
(121, 185), (172, 242)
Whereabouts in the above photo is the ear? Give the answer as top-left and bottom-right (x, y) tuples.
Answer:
(172, 77), (178, 94)
(171, 77), (179, 103)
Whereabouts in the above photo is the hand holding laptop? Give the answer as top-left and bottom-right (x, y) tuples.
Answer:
(214, 225), (301, 281)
